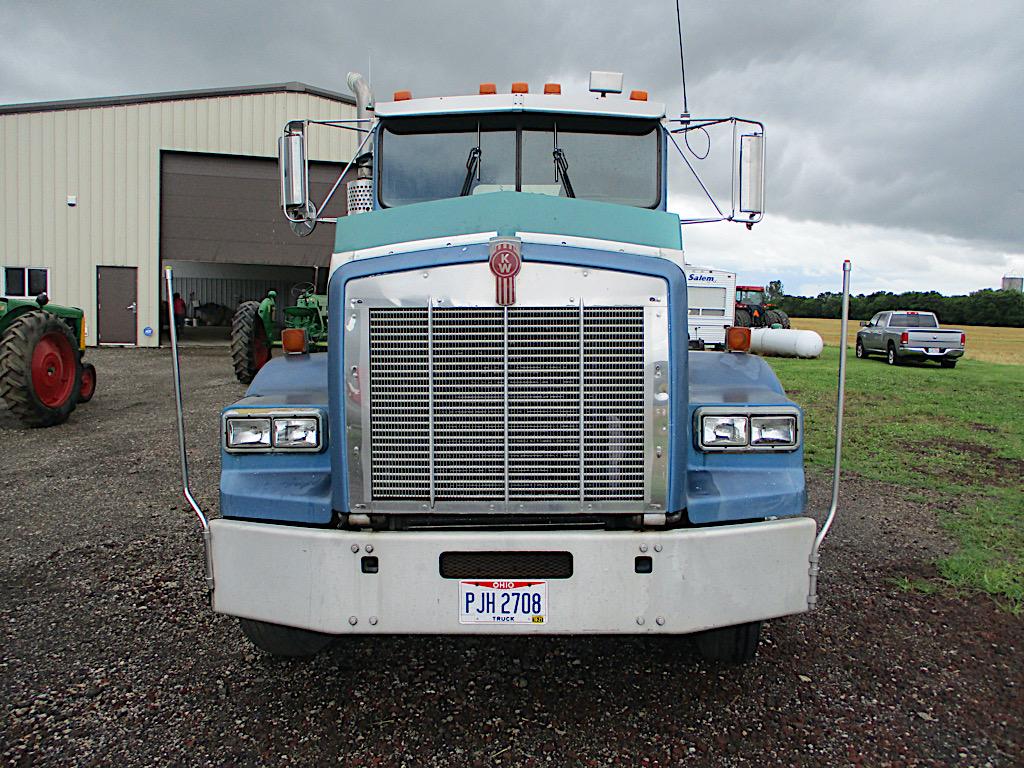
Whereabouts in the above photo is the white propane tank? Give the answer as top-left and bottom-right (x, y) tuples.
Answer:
(749, 328), (824, 358)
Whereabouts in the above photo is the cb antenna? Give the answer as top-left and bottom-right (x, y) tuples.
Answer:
(675, 0), (689, 117)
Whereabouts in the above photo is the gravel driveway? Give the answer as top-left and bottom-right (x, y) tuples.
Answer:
(2, 348), (1020, 766)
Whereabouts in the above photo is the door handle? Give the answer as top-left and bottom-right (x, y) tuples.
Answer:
(126, 302), (137, 313)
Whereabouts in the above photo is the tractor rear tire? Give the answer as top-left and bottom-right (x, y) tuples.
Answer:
(693, 621), (762, 664)
(231, 301), (273, 385)
(238, 618), (334, 658)
(734, 308), (752, 328)
(772, 309), (791, 329)
(0, 311), (82, 428)
(78, 362), (97, 403)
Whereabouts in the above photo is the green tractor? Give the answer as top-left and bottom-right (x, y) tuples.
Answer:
(230, 283), (328, 383)
(0, 294), (97, 427)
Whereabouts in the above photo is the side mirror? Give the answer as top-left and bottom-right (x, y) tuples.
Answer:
(738, 132), (764, 219)
(859, 321), (869, 327)
(278, 122), (316, 236)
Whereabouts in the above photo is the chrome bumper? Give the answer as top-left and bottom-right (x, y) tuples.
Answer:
(209, 516), (816, 635)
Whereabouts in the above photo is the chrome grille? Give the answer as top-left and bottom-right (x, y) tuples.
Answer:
(368, 306), (646, 504)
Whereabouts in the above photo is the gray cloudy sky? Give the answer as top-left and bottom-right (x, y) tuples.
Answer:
(2, 0), (1021, 296)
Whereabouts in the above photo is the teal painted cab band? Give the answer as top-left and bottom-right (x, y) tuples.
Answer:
(334, 191), (682, 253)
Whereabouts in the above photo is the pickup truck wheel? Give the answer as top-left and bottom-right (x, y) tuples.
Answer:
(941, 359), (957, 369)
(693, 620), (762, 664)
(855, 340), (867, 359)
(238, 618), (333, 658)
(886, 344), (900, 366)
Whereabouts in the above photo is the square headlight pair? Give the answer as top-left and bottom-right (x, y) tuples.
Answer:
(224, 412), (322, 452)
(697, 410), (799, 451)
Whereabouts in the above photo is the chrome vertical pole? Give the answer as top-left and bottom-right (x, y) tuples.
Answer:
(165, 267), (213, 591)
(808, 259), (851, 608)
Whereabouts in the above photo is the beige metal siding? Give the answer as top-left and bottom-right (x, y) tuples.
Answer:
(0, 92), (356, 346)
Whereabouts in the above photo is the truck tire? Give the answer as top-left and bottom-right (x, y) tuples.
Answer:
(0, 310), (82, 428)
(693, 621), (762, 664)
(231, 301), (272, 384)
(238, 618), (333, 658)
(734, 308), (752, 327)
(78, 362), (97, 403)
(855, 339), (868, 359)
(940, 359), (957, 369)
(772, 309), (791, 329)
(886, 343), (900, 366)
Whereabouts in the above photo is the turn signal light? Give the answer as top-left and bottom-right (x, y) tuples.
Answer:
(511, 82), (529, 93)
(726, 326), (752, 353)
(393, 90), (412, 101)
(543, 83), (561, 94)
(630, 90), (648, 101)
(282, 328), (308, 354)
(900, 332), (909, 344)
(479, 83), (497, 95)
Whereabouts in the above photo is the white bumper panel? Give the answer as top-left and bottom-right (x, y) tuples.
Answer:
(209, 517), (816, 635)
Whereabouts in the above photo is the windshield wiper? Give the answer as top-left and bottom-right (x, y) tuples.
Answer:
(553, 147), (576, 198)
(460, 146), (481, 197)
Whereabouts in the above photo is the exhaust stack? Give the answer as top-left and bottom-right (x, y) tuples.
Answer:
(347, 72), (373, 121)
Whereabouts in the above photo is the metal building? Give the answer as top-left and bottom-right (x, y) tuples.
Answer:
(0, 83), (357, 346)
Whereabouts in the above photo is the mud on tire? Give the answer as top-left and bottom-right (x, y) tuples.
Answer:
(231, 301), (272, 384)
(0, 310), (82, 427)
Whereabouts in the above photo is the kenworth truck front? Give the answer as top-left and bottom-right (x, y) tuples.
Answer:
(169, 72), (849, 663)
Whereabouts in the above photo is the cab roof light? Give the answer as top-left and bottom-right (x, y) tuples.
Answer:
(726, 326), (752, 353)
(543, 83), (561, 94)
(281, 328), (308, 354)
(511, 82), (529, 94)
(392, 90), (412, 101)
(629, 90), (648, 101)
(479, 83), (497, 95)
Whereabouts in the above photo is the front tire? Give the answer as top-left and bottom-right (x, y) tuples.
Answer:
(231, 301), (273, 384)
(856, 339), (868, 359)
(238, 618), (334, 658)
(887, 344), (900, 366)
(0, 311), (82, 427)
(694, 621), (762, 664)
(78, 362), (97, 403)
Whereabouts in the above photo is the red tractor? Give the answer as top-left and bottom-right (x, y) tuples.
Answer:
(734, 285), (791, 329)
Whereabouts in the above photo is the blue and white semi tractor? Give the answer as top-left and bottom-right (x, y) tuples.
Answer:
(169, 72), (848, 663)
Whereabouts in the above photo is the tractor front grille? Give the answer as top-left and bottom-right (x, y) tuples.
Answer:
(368, 306), (647, 504)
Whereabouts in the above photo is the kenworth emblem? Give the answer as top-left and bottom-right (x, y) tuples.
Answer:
(488, 238), (522, 306)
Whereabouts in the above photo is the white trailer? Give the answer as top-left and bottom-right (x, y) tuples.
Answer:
(686, 267), (736, 349)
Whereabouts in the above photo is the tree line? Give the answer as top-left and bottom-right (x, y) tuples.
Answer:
(774, 288), (1024, 327)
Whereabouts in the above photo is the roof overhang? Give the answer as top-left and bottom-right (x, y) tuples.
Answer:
(375, 93), (666, 120)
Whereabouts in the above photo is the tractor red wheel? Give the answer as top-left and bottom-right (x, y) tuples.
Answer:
(0, 310), (82, 427)
(79, 362), (97, 403)
(231, 300), (274, 384)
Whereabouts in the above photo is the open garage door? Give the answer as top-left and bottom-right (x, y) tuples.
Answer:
(160, 151), (348, 341)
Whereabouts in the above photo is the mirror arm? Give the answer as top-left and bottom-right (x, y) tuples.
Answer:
(313, 126), (375, 220)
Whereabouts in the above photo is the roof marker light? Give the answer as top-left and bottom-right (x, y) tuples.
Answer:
(479, 83), (497, 95)
(630, 90), (648, 101)
(511, 82), (529, 94)
(393, 90), (412, 101)
(543, 83), (561, 94)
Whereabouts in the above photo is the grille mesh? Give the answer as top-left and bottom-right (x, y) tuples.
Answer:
(440, 551), (573, 579)
(368, 306), (646, 503)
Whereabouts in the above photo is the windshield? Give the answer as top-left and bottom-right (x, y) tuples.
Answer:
(378, 114), (660, 208)
(889, 313), (938, 328)
(736, 289), (764, 304)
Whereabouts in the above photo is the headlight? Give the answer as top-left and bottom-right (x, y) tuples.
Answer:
(701, 416), (748, 447)
(695, 407), (801, 452)
(273, 417), (320, 449)
(223, 411), (323, 452)
(750, 415), (797, 447)
(226, 418), (272, 449)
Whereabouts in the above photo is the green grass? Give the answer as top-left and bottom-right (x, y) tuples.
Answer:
(766, 348), (1024, 613)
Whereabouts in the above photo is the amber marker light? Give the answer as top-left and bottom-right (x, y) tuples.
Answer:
(543, 83), (561, 94)
(281, 328), (308, 354)
(393, 90), (412, 101)
(726, 326), (752, 353)
(479, 83), (497, 94)
(511, 82), (529, 93)
(630, 90), (648, 101)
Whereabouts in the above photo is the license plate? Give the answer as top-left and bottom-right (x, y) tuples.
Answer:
(459, 580), (547, 625)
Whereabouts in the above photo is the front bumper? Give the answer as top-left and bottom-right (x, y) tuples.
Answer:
(209, 516), (816, 635)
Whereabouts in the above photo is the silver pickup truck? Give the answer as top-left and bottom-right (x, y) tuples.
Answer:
(856, 310), (965, 368)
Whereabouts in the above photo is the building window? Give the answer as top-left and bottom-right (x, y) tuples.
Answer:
(3, 267), (49, 298)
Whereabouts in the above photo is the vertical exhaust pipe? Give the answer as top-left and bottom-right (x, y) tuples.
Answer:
(346, 72), (373, 121)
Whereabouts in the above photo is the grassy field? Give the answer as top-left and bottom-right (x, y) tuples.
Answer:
(766, 349), (1024, 612)
(789, 317), (1024, 365)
